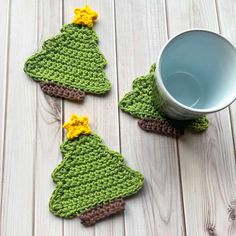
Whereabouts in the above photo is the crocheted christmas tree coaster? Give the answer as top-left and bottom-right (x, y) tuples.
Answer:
(24, 5), (111, 102)
(49, 114), (144, 226)
(119, 64), (209, 138)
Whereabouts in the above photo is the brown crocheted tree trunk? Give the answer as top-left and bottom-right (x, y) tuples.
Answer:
(79, 199), (125, 226)
(138, 119), (184, 138)
(39, 82), (85, 102)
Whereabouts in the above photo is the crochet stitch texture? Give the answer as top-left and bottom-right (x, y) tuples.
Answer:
(72, 5), (98, 28)
(79, 199), (125, 226)
(39, 82), (85, 102)
(63, 114), (91, 140)
(24, 23), (111, 100)
(119, 64), (209, 137)
(49, 115), (144, 225)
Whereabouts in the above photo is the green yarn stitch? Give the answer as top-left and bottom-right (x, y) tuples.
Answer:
(185, 116), (209, 133)
(49, 133), (144, 218)
(24, 24), (111, 94)
(119, 64), (164, 121)
(119, 63), (209, 133)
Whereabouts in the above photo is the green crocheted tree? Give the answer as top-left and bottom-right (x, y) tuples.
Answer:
(49, 115), (144, 226)
(119, 64), (209, 137)
(24, 5), (111, 102)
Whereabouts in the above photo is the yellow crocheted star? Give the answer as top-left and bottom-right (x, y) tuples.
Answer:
(63, 114), (91, 140)
(72, 5), (98, 28)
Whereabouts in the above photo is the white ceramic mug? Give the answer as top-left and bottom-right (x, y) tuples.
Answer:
(155, 29), (236, 120)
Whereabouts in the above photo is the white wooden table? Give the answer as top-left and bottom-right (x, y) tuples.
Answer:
(1, 0), (236, 235)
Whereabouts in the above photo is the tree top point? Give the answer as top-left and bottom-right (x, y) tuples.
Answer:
(72, 5), (98, 28)
(63, 114), (92, 140)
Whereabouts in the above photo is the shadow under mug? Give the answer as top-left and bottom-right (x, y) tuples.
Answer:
(155, 29), (236, 120)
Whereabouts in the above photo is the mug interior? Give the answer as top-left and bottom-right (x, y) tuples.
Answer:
(159, 30), (236, 111)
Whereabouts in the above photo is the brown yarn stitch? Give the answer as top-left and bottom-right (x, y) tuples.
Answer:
(138, 119), (184, 138)
(79, 199), (125, 226)
(39, 82), (85, 102)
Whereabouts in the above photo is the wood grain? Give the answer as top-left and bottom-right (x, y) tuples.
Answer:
(215, 3), (236, 234)
(63, 1), (124, 235)
(166, 0), (236, 235)
(216, 0), (236, 151)
(34, 0), (63, 236)
(115, 0), (185, 235)
(0, 0), (37, 235)
(0, 0), (236, 235)
(0, 0), (10, 214)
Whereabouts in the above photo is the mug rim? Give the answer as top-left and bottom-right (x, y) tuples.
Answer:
(157, 28), (236, 114)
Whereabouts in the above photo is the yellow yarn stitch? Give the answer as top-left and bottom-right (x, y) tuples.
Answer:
(63, 114), (91, 140)
(72, 5), (98, 28)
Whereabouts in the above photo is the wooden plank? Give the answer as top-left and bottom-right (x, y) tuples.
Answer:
(63, 1), (123, 235)
(34, 0), (63, 236)
(0, 0), (10, 211)
(216, 0), (236, 148)
(0, 0), (38, 235)
(166, 0), (236, 235)
(115, 1), (185, 235)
